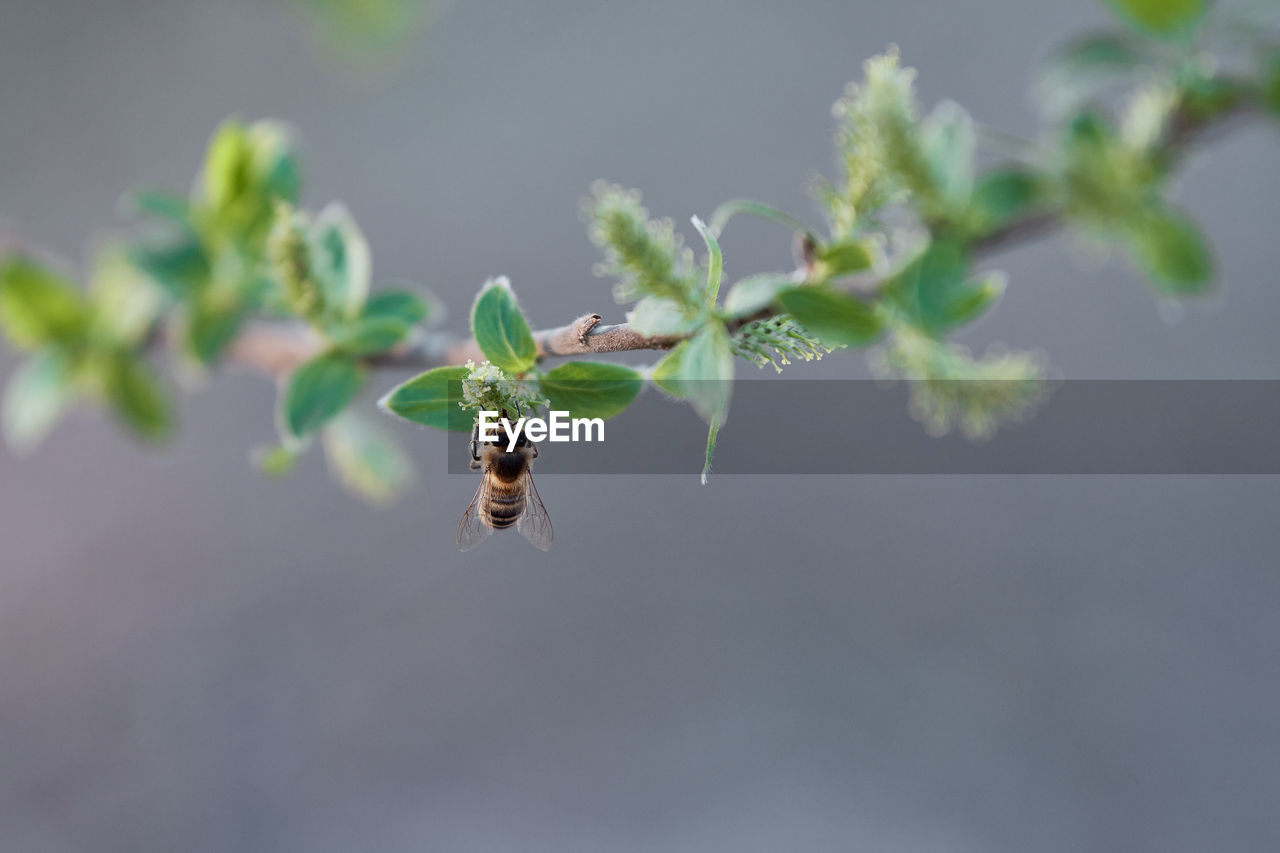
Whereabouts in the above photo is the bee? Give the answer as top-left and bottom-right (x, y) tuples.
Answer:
(457, 414), (553, 551)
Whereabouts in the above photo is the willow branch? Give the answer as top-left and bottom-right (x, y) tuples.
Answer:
(225, 97), (1262, 379)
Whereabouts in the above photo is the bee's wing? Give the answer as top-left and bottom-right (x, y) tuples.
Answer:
(457, 476), (494, 552)
(516, 468), (554, 551)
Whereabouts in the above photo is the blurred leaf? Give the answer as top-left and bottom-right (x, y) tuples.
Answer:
(706, 199), (816, 238)
(652, 322), (734, 423)
(1037, 33), (1145, 114)
(1126, 205), (1214, 293)
(323, 410), (413, 505)
(911, 241), (989, 335)
(701, 417), (720, 485)
(921, 100), (976, 211)
(379, 365), (471, 431)
(1103, 0), (1208, 38)
(540, 362), (643, 420)
(89, 247), (167, 348)
(120, 189), (196, 231)
(128, 234), (210, 299)
(628, 296), (701, 336)
(723, 273), (797, 318)
(282, 352), (365, 439)
(691, 215), (723, 306)
(2, 348), (75, 453)
(103, 353), (173, 441)
(248, 120), (301, 206)
(362, 289), (430, 325)
(0, 254), (89, 350)
(776, 286), (883, 348)
(471, 277), (537, 374)
(329, 316), (411, 354)
(185, 295), (246, 365)
(254, 442), (303, 476)
(972, 167), (1045, 232)
(203, 120), (254, 217)
(310, 203), (372, 320)
(814, 241), (874, 278)
(1265, 54), (1280, 118)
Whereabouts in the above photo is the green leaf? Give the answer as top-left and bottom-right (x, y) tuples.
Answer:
(1037, 33), (1145, 114)
(253, 443), (303, 476)
(913, 241), (979, 335)
(629, 296), (701, 335)
(120, 189), (196, 230)
(103, 354), (173, 441)
(706, 199), (816, 238)
(323, 410), (413, 505)
(652, 322), (734, 423)
(203, 120), (254, 215)
(378, 365), (472, 431)
(470, 277), (537, 373)
(128, 234), (210, 299)
(2, 349), (76, 453)
(0, 255), (88, 350)
(329, 317), (411, 355)
(185, 296), (245, 365)
(248, 120), (301, 205)
(310, 203), (372, 320)
(88, 247), (167, 348)
(281, 352), (366, 439)
(691, 215), (723, 307)
(1103, 0), (1208, 38)
(701, 417), (720, 485)
(776, 287), (883, 348)
(921, 100), (976, 211)
(723, 273), (798, 318)
(972, 168), (1045, 232)
(814, 241), (874, 278)
(362, 289), (430, 325)
(940, 272), (1006, 330)
(1126, 206), (1214, 293)
(540, 362), (643, 420)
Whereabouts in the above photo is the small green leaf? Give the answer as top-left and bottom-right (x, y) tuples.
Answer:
(0, 255), (88, 350)
(329, 317), (411, 355)
(921, 100), (976, 211)
(723, 273), (797, 318)
(379, 365), (472, 431)
(540, 362), (643, 420)
(254, 443), (303, 476)
(185, 296), (245, 365)
(628, 297), (701, 335)
(814, 241), (873, 278)
(972, 168), (1045, 232)
(706, 199), (816, 238)
(652, 322), (734, 423)
(1036, 33), (1145, 114)
(103, 354), (173, 441)
(471, 277), (537, 373)
(127, 235), (210, 299)
(701, 417), (720, 485)
(2, 349), (76, 453)
(282, 352), (366, 439)
(691, 215), (723, 307)
(1126, 206), (1214, 293)
(362, 289), (430, 325)
(120, 189), (196, 230)
(776, 287), (883, 348)
(323, 410), (413, 505)
(248, 120), (301, 206)
(913, 241), (978, 335)
(941, 272), (1006, 330)
(1103, 0), (1208, 38)
(203, 120), (253, 215)
(310, 203), (372, 320)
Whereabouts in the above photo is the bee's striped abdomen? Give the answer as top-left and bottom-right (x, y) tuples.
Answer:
(481, 486), (524, 529)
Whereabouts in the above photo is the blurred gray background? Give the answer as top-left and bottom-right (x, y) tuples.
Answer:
(2, 0), (1280, 850)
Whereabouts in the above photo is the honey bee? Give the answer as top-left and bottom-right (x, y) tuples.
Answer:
(457, 415), (553, 551)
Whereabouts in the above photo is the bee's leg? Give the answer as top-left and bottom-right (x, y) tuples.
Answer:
(469, 423), (480, 463)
